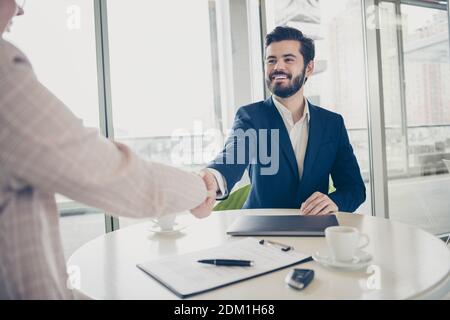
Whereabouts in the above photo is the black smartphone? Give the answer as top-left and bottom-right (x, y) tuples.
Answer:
(285, 268), (315, 290)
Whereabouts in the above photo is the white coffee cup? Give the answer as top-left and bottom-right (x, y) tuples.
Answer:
(151, 213), (176, 231)
(325, 226), (370, 262)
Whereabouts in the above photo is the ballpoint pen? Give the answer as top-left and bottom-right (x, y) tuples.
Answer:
(197, 259), (254, 267)
(259, 239), (294, 252)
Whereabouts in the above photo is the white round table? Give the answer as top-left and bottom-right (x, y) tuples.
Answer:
(67, 209), (450, 300)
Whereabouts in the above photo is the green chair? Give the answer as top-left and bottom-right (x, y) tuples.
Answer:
(213, 177), (336, 211)
(213, 184), (251, 211)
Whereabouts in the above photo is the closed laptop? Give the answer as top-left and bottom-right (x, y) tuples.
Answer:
(226, 215), (339, 236)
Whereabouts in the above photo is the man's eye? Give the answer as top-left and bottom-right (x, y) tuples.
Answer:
(285, 58), (294, 63)
(267, 60), (276, 64)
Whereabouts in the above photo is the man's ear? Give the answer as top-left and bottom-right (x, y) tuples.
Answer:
(306, 60), (315, 78)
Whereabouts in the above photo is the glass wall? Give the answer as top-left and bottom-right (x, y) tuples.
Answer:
(264, 0), (373, 215)
(4, 0), (105, 257)
(379, 0), (450, 235)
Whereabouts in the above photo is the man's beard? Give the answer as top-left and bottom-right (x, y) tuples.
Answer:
(266, 68), (306, 98)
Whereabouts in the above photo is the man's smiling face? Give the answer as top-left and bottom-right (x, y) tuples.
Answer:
(265, 40), (308, 99)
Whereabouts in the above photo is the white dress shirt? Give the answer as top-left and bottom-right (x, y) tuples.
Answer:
(210, 96), (310, 197)
(0, 40), (207, 299)
(272, 96), (310, 179)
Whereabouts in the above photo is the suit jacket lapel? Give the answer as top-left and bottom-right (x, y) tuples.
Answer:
(301, 102), (324, 187)
(263, 98), (299, 179)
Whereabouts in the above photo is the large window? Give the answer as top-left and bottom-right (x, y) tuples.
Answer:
(265, 0), (373, 215)
(4, 0), (105, 257)
(106, 0), (223, 227)
(379, 0), (450, 235)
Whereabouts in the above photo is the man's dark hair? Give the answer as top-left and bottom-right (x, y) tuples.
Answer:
(265, 26), (315, 65)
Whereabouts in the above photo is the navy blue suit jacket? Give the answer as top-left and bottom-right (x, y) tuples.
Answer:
(208, 97), (366, 212)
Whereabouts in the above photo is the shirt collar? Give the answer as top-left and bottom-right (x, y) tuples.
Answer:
(272, 96), (310, 124)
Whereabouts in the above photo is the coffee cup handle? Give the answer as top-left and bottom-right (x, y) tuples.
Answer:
(358, 233), (370, 250)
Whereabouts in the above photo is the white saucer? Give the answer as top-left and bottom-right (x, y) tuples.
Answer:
(312, 250), (373, 271)
(148, 223), (187, 235)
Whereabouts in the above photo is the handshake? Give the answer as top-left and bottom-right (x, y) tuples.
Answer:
(190, 169), (219, 218)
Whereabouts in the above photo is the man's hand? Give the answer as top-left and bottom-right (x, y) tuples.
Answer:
(300, 192), (338, 215)
(190, 169), (218, 218)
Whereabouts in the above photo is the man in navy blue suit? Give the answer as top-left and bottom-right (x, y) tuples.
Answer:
(196, 26), (366, 215)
